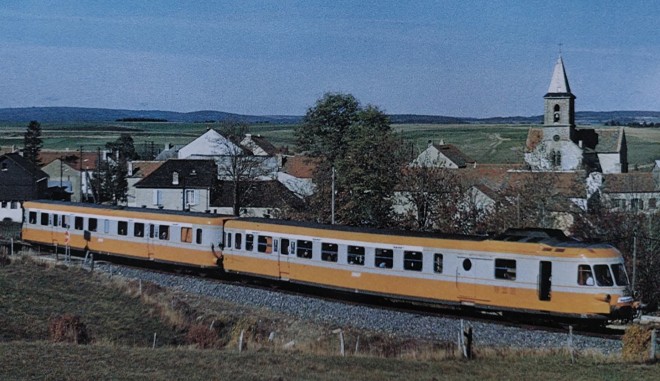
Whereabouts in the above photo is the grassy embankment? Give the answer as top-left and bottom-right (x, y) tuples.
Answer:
(0, 254), (657, 380)
(1, 122), (658, 167)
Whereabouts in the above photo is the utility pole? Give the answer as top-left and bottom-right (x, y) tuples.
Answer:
(79, 145), (83, 202)
(632, 230), (637, 291)
(331, 166), (336, 225)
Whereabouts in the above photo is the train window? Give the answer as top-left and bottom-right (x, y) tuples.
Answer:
(134, 223), (145, 238)
(149, 224), (156, 238)
(29, 211), (37, 224)
(281, 238), (290, 255)
(296, 240), (313, 259)
(611, 264), (629, 286)
(158, 225), (169, 240)
(404, 251), (423, 272)
(246, 234), (254, 251)
(226, 233), (232, 248)
(40, 212), (49, 226)
(62, 215), (69, 229)
(375, 248), (393, 269)
(75, 216), (84, 230)
(433, 253), (443, 273)
(180, 227), (192, 243)
(577, 265), (594, 286)
(88, 218), (98, 232)
(258, 236), (273, 254)
(321, 242), (338, 262)
(235, 233), (242, 250)
(347, 245), (365, 266)
(594, 265), (614, 287)
(494, 259), (516, 280)
(196, 229), (203, 244)
(118, 221), (128, 236)
(53, 214), (59, 227)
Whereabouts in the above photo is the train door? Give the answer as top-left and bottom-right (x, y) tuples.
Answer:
(538, 261), (552, 301)
(278, 238), (292, 280)
(147, 223), (156, 260)
(456, 256), (490, 302)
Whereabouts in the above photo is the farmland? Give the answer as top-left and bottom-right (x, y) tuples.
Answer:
(1, 122), (658, 168)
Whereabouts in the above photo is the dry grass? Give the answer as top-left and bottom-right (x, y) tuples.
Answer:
(48, 314), (91, 345)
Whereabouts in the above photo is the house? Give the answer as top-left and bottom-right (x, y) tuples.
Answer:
(411, 141), (476, 168)
(524, 56), (627, 173)
(133, 159), (217, 212)
(0, 153), (49, 222)
(211, 179), (305, 217)
(598, 171), (659, 213)
(125, 160), (164, 207)
(177, 129), (243, 159)
(40, 150), (107, 202)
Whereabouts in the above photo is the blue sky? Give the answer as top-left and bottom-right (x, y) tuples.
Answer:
(1, 1), (658, 117)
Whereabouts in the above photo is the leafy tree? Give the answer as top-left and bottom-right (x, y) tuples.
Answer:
(105, 133), (139, 161)
(296, 93), (406, 227)
(99, 134), (135, 205)
(23, 120), (43, 166)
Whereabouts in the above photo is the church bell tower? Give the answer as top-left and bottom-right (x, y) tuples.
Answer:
(543, 56), (576, 141)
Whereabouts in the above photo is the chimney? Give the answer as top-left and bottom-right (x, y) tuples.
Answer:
(428, 140), (433, 148)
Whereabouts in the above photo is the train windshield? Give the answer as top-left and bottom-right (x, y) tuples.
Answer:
(593, 265), (614, 287)
(610, 263), (630, 286)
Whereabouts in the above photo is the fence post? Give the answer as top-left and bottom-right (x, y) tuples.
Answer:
(651, 328), (657, 361)
(339, 330), (345, 357)
(152, 332), (157, 349)
(90, 254), (94, 273)
(238, 329), (245, 353)
(568, 325), (575, 364)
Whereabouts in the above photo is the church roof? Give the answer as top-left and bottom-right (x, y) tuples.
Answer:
(547, 56), (572, 94)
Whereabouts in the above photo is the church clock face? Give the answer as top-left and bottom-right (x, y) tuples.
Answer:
(553, 134), (560, 142)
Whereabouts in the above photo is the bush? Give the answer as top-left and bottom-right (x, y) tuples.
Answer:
(48, 314), (91, 345)
(185, 323), (219, 349)
(622, 325), (652, 362)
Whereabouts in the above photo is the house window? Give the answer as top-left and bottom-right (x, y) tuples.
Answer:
(172, 171), (179, 185)
(631, 199), (642, 211)
(185, 189), (198, 206)
(649, 198), (657, 209)
(494, 259), (516, 280)
(347, 245), (365, 266)
(1, 202), (7, 208)
(11, 201), (18, 209)
(153, 190), (163, 206)
(375, 248), (393, 269)
(321, 242), (338, 262)
(403, 251), (423, 271)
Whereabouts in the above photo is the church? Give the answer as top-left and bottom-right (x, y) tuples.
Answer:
(524, 56), (627, 174)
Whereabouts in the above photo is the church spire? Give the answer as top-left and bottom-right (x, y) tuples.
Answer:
(547, 56), (571, 94)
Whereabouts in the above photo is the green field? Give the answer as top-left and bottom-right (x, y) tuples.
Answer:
(1, 122), (658, 167)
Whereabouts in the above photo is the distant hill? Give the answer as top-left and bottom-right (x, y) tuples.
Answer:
(0, 107), (658, 125)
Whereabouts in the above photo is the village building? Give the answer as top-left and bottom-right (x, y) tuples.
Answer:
(411, 141), (476, 168)
(0, 153), (49, 222)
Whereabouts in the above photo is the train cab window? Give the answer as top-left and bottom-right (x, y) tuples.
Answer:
(180, 227), (193, 243)
(296, 240), (313, 259)
(258, 236), (273, 254)
(281, 238), (291, 255)
(246, 234), (254, 251)
(196, 229), (203, 244)
(347, 245), (365, 266)
(226, 233), (232, 248)
(433, 253), (444, 273)
(577, 265), (594, 286)
(321, 242), (338, 262)
(53, 214), (59, 228)
(29, 211), (37, 224)
(235, 233), (242, 250)
(75, 216), (84, 230)
(40, 212), (49, 226)
(611, 264), (630, 286)
(88, 218), (98, 232)
(494, 259), (516, 280)
(404, 251), (423, 272)
(158, 225), (169, 240)
(375, 248), (393, 269)
(594, 264), (614, 287)
(134, 223), (145, 238)
(118, 221), (128, 236)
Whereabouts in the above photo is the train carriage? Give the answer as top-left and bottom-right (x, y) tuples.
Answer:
(22, 200), (232, 267)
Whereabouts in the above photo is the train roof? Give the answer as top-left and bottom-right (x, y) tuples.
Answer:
(229, 218), (613, 250)
(24, 200), (233, 220)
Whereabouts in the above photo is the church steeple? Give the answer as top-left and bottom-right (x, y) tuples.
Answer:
(544, 55), (575, 127)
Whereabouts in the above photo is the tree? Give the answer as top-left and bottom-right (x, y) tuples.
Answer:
(23, 120), (43, 166)
(105, 133), (139, 161)
(215, 122), (273, 216)
(296, 93), (406, 227)
(99, 134), (135, 205)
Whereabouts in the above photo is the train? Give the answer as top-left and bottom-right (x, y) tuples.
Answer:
(21, 200), (638, 322)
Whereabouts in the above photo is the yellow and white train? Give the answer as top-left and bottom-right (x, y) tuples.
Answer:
(22, 200), (638, 321)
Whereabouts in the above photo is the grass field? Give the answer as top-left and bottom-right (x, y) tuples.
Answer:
(0, 255), (657, 380)
(1, 122), (657, 167)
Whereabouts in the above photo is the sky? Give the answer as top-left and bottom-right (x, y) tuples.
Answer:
(1, 1), (659, 118)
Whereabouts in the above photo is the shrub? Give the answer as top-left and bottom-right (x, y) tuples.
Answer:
(185, 323), (219, 349)
(622, 324), (652, 362)
(48, 314), (91, 345)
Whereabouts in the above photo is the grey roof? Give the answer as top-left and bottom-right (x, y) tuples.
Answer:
(432, 144), (476, 168)
(135, 159), (217, 189)
(547, 56), (571, 94)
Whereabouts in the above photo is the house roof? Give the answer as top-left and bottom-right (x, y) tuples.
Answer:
(547, 55), (572, 94)
(39, 150), (101, 171)
(129, 161), (163, 178)
(0, 153), (49, 200)
(282, 155), (320, 179)
(212, 180), (304, 210)
(601, 172), (659, 194)
(432, 144), (476, 167)
(135, 159), (217, 189)
(241, 134), (279, 156)
(593, 127), (624, 153)
(1, 152), (49, 180)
